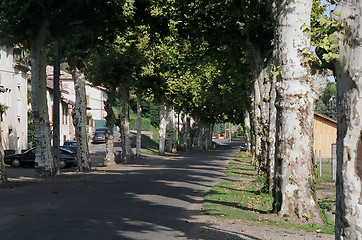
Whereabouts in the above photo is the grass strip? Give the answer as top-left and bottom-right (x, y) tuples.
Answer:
(203, 150), (335, 235)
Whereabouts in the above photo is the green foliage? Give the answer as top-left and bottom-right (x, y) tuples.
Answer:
(315, 81), (337, 120)
(141, 101), (160, 127)
(27, 111), (34, 148)
(129, 117), (152, 131)
(305, 0), (341, 65)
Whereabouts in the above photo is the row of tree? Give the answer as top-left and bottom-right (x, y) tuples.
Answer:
(243, 0), (361, 239)
(0, 0), (361, 238)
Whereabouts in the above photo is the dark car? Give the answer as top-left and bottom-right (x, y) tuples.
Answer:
(61, 140), (77, 153)
(95, 127), (106, 132)
(92, 131), (106, 143)
(240, 142), (247, 151)
(4, 148), (77, 169)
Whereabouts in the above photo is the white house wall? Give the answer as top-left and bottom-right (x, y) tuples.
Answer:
(46, 86), (74, 145)
(61, 79), (107, 125)
(0, 46), (28, 152)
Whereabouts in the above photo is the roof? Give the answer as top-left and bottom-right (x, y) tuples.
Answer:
(314, 112), (337, 124)
(46, 66), (72, 80)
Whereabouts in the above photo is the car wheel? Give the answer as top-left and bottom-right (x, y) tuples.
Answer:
(59, 160), (67, 169)
(11, 159), (21, 168)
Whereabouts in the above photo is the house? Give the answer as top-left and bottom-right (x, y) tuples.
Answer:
(60, 71), (108, 129)
(46, 66), (108, 139)
(313, 112), (337, 159)
(45, 66), (75, 144)
(0, 46), (29, 152)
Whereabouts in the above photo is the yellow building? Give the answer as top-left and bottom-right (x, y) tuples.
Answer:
(313, 113), (337, 159)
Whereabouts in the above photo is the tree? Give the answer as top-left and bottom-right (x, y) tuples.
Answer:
(332, 0), (362, 238)
(0, 1), (71, 177)
(271, 0), (329, 223)
(87, 25), (145, 162)
(0, 123), (6, 184)
(315, 81), (337, 120)
(61, 1), (130, 170)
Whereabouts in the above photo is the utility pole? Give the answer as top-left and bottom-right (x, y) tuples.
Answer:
(53, 40), (61, 174)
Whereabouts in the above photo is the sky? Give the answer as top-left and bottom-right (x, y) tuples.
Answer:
(321, 0), (337, 14)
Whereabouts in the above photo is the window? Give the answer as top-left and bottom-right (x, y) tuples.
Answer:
(17, 72), (22, 87)
(17, 98), (21, 119)
(86, 95), (89, 105)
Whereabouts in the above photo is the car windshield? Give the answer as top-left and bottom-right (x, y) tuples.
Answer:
(64, 141), (77, 147)
(94, 132), (105, 136)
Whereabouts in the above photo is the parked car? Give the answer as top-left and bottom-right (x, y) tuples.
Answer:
(95, 127), (106, 132)
(4, 148), (77, 169)
(92, 131), (106, 143)
(61, 140), (77, 153)
(240, 142), (247, 151)
(4, 150), (15, 156)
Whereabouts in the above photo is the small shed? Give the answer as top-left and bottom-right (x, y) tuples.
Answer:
(313, 112), (337, 159)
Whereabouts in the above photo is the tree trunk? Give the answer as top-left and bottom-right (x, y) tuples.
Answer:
(244, 110), (251, 152)
(250, 78), (262, 162)
(158, 97), (167, 154)
(0, 123), (7, 184)
(179, 110), (189, 149)
(196, 118), (204, 150)
(30, 20), (55, 178)
(69, 62), (91, 171)
(136, 93), (142, 158)
(266, 61), (277, 192)
(272, 0), (326, 223)
(204, 123), (214, 149)
(165, 103), (176, 153)
(119, 85), (131, 163)
(334, 1), (362, 238)
(186, 116), (192, 150)
(103, 85), (116, 166)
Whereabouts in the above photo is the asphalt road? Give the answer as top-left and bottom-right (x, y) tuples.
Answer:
(0, 140), (245, 240)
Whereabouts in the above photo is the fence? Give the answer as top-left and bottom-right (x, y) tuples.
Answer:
(314, 144), (337, 181)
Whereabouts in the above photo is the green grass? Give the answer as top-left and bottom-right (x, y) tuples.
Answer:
(203, 151), (335, 235)
(315, 161), (334, 183)
(130, 132), (160, 156)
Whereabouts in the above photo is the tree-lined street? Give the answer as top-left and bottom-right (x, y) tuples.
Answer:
(1, 141), (332, 239)
(0, 0), (361, 238)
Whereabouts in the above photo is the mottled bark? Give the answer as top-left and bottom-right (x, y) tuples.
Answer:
(165, 103), (176, 153)
(186, 116), (192, 150)
(252, 45), (270, 176)
(244, 111), (251, 152)
(119, 85), (131, 163)
(0, 123), (7, 184)
(266, 61), (277, 192)
(193, 117), (204, 150)
(204, 123), (214, 149)
(136, 93), (142, 158)
(334, 1), (362, 238)
(69, 63), (91, 171)
(103, 85), (116, 166)
(30, 19), (55, 177)
(272, 0), (326, 223)
(252, 74), (262, 161)
(158, 97), (167, 154)
(179, 110), (189, 149)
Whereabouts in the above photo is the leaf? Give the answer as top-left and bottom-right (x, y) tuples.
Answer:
(333, 11), (341, 17)
(328, 34), (337, 42)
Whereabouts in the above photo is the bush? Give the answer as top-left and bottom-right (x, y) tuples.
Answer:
(130, 117), (152, 131)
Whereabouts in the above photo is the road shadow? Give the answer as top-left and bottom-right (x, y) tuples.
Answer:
(0, 142), (264, 240)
